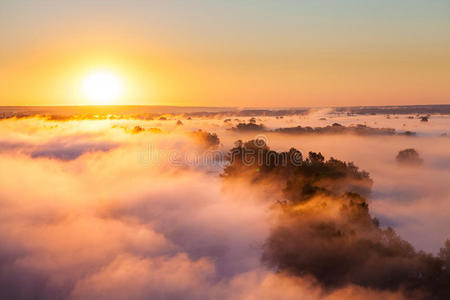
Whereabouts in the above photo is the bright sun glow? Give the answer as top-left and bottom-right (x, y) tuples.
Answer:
(81, 70), (124, 104)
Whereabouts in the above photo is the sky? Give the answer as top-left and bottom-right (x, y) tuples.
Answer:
(0, 0), (449, 107)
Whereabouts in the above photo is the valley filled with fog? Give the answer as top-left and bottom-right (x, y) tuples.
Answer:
(0, 107), (449, 299)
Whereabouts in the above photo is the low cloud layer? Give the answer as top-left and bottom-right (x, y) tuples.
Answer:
(0, 113), (448, 299)
(0, 134), (118, 161)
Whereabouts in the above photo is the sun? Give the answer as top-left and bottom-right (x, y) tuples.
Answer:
(81, 70), (124, 105)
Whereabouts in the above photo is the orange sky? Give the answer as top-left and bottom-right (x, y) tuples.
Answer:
(1, 0), (449, 107)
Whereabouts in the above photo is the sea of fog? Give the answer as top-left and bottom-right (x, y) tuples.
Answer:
(0, 106), (448, 299)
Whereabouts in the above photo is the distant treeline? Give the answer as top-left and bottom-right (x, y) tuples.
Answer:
(0, 104), (448, 120)
(334, 104), (450, 115)
(231, 122), (416, 136)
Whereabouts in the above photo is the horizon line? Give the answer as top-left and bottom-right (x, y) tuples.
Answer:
(0, 104), (449, 109)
